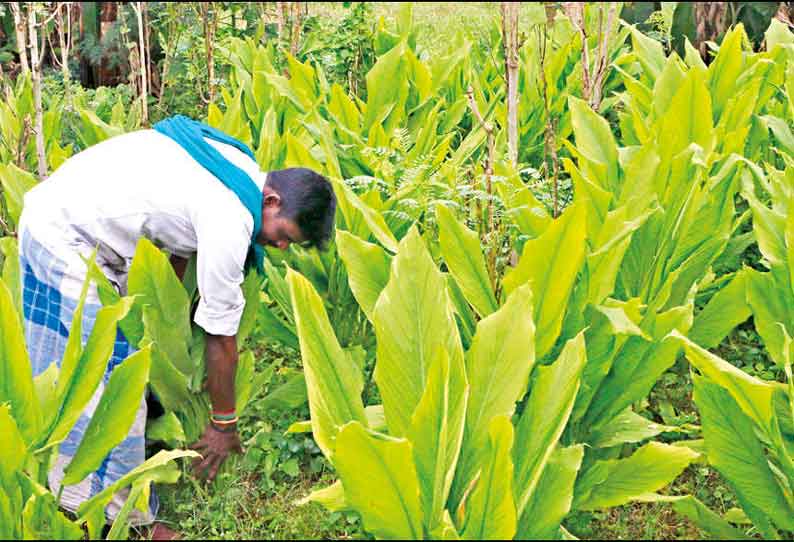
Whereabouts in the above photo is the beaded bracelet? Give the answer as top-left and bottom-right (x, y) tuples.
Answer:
(209, 421), (237, 433)
(211, 409), (237, 422)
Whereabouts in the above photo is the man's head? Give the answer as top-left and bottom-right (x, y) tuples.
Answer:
(257, 167), (336, 251)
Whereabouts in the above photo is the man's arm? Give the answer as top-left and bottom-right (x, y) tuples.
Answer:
(190, 333), (242, 481)
(205, 333), (238, 413)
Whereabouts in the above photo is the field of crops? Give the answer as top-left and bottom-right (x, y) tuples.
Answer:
(2, 2), (794, 539)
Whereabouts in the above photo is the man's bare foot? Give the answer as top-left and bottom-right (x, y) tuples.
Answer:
(148, 522), (181, 540)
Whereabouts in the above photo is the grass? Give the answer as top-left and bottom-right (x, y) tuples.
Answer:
(154, 342), (366, 540)
(157, 469), (362, 539)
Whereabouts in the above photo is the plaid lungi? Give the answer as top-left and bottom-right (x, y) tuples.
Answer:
(18, 227), (157, 525)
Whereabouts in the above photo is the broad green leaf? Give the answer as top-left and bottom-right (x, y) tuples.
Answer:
(261, 71), (310, 112)
(0, 162), (37, 227)
(586, 205), (657, 306)
(0, 405), (27, 480)
(0, 477), (19, 538)
(615, 65), (652, 113)
(451, 284), (534, 508)
(363, 41), (407, 130)
(332, 179), (399, 252)
(573, 442), (699, 510)
(408, 348), (468, 531)
(76, 108), (124, 147)
(517, 445), (584, 540)
(694, 375), (794, 532)
(570, 298), (646, 424)
(708, 25), (746, 121)
(634, 494), (750, 539)
(104, 482), (142, 540)
(652, 54), (687, 119)
(146, 412), (186, 445)
(144, 322), (192, 415)
(288, 405), (387, 436)
(584, 302), (693, 432)
(616, 144), (659, 211)
(21, 493), (83, 540)
(52, 257), (93, 418)
(295, 480), (348, 511)
(743, 188), (786, 267)
(328, 83), (361, 135)
(263, 258), (294, 325)
(286, 54), (318, 104)
(48, 297), (134, 446)
(630, 27), (666, 82)
(0, 238), (21, 317)
(594, 301), (650, 340)
(766, 19), (794, 50)
(33, 362), (58, 429)
(569, 96), (619, 192)
(259, 302), (299, 350)
(334, 422), (423, 539)
(763, 115), (794, 156)
(234, 350), (257, 414)
(504, 202), (587, 358)
(436, 203), (497, 317)
(373, 227), (464, 437)
(0, 277), (40, 442)
(446, 273), (476, 349)
(588, 408), (677, 449)
(288, 269), (367, 458)
(208, 86), (253, 148)
(128, 239), (192, 372)
(514, 332), (587, 517)
(496, 172), (551, 238)
(62, 347), (151, 485)
(747, 267), (794, 367)
(566, 158), (611, 233)
(364, 404), (387, 432)
(690, 270), (751, 348)
(461, 416), (516, 540)
(78, 449), (198, 539)
(237, 271), (262, 347)
(659, 67), (713, 158)
(258, 372), (307, 411)
(336, 230), (391, 322)
(673, 331), (778, 432)
(684, 37), (707, 69)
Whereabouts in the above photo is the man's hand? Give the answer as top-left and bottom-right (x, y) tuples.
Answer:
(190, 423), (242, 481)
(194, 333), (241, 481)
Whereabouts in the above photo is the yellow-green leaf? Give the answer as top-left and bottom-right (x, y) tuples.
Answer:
(436, 203), (497, 317)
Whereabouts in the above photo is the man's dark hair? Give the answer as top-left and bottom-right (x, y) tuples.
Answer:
(266, 167), (336, 250)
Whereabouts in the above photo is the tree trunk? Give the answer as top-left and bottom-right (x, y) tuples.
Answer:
(501, 2), (520, 167)
(290, 1), (302, 56)
(276, 1), (286, 40)
(562, 2), (591, 105)
(538, 12), (560, 218)
(98, 2), (120, 86)
(56, 2), (71, 104)
(132, 2), (148, 124)
(589, 3), (618, 111)
(10, 3), (29, 75)
(695, 2), (727, 58)
(143, 2), (153, 98)
(200, 2), (216, 105)
(27, 3), (46, 178)
(157, 4), (183, 110)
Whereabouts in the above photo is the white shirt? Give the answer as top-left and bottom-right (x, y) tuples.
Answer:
(20, 129), (265, 336)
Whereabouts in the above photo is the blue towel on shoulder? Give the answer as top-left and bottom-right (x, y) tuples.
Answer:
(153, 115), (265, 272)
